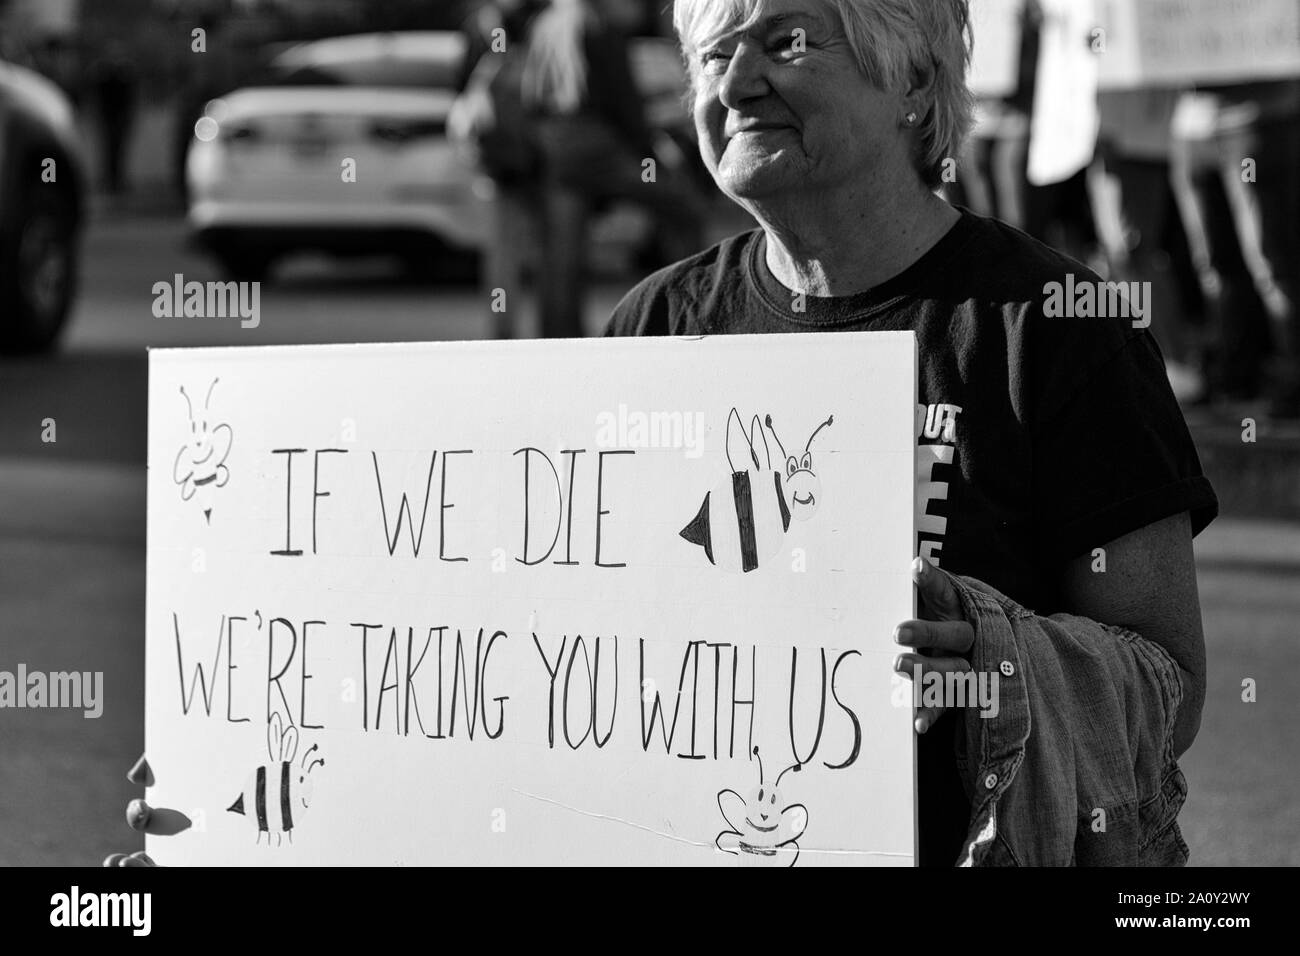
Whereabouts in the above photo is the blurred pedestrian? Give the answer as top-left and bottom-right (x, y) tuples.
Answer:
(1021, 0), (1101, 267)
(88, 41), (138, 195)
(1170, 79), (1300, 417)
(953, 0), (1100, 267)
(950, 0), (1039, 229)
(31, 35), (81, 108)
(523, 0), (706, 339)
(1091, 88), (1202, 393)
(451, 0), (549, 339)
(172, 15), (242, 201)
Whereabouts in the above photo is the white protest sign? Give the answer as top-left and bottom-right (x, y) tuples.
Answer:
(145, 333), (917, 866)
(968, 0), (1023, 97)
(1097, 0), (1300, 88)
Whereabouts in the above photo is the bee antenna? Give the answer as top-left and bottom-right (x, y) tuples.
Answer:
(804, 415), (834, 453)
(179, 386), (193, 420)
(204, 378), (220, 411)
(300, 742), (319, 768)
(752, 745), (764, 784)
(776, 762), (802, 787)
(765, 415), (787, 459)
(306, 758), (325, 774)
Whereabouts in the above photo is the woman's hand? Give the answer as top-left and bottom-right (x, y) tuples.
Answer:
(102, 755), (190, 867)
(893, 556), (975, 734)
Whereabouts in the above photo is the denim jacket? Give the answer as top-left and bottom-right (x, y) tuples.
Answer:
(945, 573), (1190, 866)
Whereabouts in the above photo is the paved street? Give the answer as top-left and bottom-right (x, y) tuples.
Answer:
(1, 212), (1297, 865)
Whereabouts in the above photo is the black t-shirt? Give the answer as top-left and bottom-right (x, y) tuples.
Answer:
(604, 207), (1219, 864)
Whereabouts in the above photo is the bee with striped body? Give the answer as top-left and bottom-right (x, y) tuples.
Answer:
(681, 408), (833, 573)
(226, 714), (324, 846)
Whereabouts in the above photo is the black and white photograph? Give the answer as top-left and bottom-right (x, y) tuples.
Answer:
(0, 0), (1295, 936)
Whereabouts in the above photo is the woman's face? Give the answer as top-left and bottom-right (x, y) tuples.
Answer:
(689, 0), (907, 204)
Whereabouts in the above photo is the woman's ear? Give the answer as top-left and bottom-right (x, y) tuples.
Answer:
(901, 59), (937, 125)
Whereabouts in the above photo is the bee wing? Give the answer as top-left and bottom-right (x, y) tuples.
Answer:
(211, 424), (234, 484)
(715, 830), (743, 856)
(280, 724), (299, 763)
(725, 408), (759, 473)
(172, 444), (194, 486)
(717, 789), (746, 833)
(780, 803), (809, 842)
(267, 713), (283, 762)
(748, 416), (771, 470)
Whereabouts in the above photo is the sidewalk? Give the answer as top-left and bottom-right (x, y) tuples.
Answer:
(1185, 409), (1300, 522)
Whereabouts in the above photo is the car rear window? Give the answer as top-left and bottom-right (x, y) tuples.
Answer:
(261, 57), (460, 90)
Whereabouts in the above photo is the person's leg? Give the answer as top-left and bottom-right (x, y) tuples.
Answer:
(989, 123), (1030, 230)
(954, 136), (994, 218)
(1171, 130), (1267, 400)
(1088, 149), (1127, 269)
(539, 184), (590, 339)
(483, 180), (530, 340)
(1221, 118), (1300, 410)
(1106, 155), (1188, 363)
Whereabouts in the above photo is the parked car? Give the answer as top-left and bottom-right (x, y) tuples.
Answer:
(186, 31), (478, 281)
(185, 30), (696, 282)
(0, 54), (85, 353)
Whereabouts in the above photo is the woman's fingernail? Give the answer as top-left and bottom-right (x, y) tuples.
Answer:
(102, 853), (127, 867)
(894, 625), (910, 644)
(912, 556), (927, 576)
(126, 798), (152, 830)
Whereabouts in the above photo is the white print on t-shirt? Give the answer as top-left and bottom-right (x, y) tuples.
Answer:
(916, 403), (962, 566)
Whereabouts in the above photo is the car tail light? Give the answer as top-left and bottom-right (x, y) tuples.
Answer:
(193, 116), (261, 145)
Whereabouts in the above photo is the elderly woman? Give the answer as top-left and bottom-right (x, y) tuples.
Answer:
(110, 0), (1216, 870)
(606, 0), (1217, 866)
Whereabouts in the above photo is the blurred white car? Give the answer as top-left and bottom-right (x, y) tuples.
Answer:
(186, 30), (695, 282)
(186, 31), (486, 280)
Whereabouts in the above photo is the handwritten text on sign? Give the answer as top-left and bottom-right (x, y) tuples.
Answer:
(1097, 0), (1300, 87)
(145, 334), (917, 865)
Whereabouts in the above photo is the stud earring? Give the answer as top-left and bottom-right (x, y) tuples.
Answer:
(904, 111), (918, 126)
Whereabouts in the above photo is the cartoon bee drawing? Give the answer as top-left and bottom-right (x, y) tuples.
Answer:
(172, 378), (233, 524)
(226, 714), (324, 845)
(681, 408), (833, 572)
(715, 746), (808, 866)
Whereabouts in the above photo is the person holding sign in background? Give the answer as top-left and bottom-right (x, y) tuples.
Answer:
(604, 0), (1217, 866)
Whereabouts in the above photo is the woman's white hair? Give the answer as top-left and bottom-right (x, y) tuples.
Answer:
(673, 0), (975, 188)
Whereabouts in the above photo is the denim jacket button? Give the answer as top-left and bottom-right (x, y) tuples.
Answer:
(1000, 660), (1015, 677)
(984, 773), (998, 790)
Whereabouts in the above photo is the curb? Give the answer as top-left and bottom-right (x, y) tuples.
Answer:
(1187, 413), (1300, 522)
